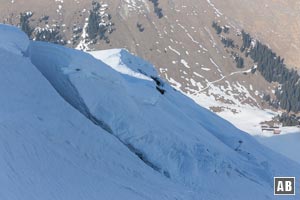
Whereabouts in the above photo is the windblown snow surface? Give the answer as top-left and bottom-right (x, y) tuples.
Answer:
(1, 24), (299, 199)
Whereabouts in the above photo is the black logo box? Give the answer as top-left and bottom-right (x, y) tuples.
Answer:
(274, 177), (295, 195)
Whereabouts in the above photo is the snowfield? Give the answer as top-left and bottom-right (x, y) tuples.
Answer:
(1, 24), (300, 199)
(255, 127), (300, 164)
(186, 89), (300, 164)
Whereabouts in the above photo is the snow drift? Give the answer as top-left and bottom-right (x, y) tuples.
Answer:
(1, 24), (299, 199)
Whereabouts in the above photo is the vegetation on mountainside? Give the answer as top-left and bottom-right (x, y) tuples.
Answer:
(148, 0), (163, 19)
(19, 12), (65, 44)
(87, 1), (115, 43)
(213, 21), (300, 120)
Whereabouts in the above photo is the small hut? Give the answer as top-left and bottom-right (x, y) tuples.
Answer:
(273, 129), (281, 135)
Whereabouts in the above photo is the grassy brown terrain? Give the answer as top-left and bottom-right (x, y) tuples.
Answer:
(0, 0), (296, 112)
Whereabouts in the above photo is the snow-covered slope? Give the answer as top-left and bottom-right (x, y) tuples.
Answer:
(0, 25), (193, 200)
(255, 127), (300, 164)
(187, 90), (300, 164)
(1, 24), (300, 199)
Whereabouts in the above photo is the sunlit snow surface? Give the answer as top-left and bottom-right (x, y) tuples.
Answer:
(1, 24), (299, 199)
(185, 90), (300, 164)
(0, 25), (188, 200)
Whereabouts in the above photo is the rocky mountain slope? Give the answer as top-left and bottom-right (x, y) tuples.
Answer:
(1, 23), (300, 200)
(0, 0), (292, 117)
(211, 0), (300, 69)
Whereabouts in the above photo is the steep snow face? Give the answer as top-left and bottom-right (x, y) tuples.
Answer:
(28, 38), (300, 198)
(0, 24), (29, 55)
(0, 24), (196, 200)
(89, 49), (157, 81)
